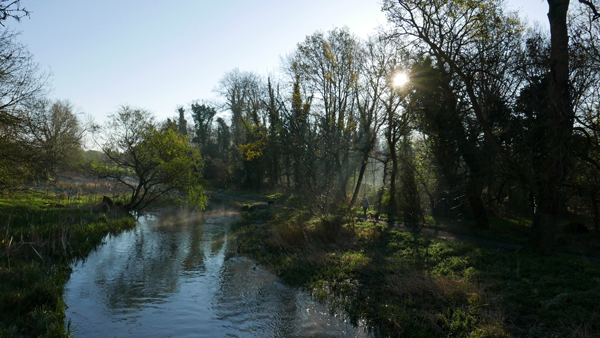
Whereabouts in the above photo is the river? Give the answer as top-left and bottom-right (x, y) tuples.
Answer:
(64, 204), (371, 337)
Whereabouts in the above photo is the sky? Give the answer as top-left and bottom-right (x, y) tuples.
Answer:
(8, 0), (550, 125)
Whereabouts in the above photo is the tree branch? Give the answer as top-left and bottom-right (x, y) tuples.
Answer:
(579, 0), (600, 20)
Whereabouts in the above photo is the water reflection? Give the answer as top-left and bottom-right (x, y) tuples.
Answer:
(64, 205), (370, 338)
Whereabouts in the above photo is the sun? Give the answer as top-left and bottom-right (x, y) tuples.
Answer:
(393, 72), (409, 88)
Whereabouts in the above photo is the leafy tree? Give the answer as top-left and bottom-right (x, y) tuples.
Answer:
(177, 106), (187, 136)
(217, 69), (264, 148)
(91, 106), (206, 211)
(190, 102), (216, 151)
(215, 117), (231, 159)
(162, 117), (178, 131)
(399, 137), (421, 228)
(280, 74), (314, 193)
(213, 116), (233, 186)
(238, 125), (267, 190)
(265, 77), (283, 187)
(409, 57), (493, 228)
(217, 69), (267, 188)
(383, 0), (528, 234)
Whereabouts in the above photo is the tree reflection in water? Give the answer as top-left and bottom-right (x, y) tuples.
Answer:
(64, 204), (370, 338)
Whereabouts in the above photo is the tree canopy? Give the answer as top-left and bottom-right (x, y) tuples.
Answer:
(91, 106), (206, 211)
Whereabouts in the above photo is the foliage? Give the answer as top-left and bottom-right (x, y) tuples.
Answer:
(176, 1), (600, 254)
(90, 106), (207, 211)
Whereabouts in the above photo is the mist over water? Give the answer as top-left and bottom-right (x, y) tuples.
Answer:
(64, 204), (371, 337)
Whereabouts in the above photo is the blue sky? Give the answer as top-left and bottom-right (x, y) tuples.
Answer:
(9, 0), (549, 124)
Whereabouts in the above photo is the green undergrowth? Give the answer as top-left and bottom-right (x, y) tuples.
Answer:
(209, 187), (300, 207)
(233, 208), (600, 337)
(0, 190), (136, 338)
(422, 215), (532, 247)
(425, 215), (600, 258)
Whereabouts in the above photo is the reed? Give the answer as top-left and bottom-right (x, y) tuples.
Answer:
(0, 184), (136, 337)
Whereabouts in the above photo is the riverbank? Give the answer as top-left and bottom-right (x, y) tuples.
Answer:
(0, 189), (136, 337)
(233, 207), (600, 337)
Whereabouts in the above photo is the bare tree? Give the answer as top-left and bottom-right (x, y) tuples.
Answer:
(349, 35), (397, 205)
(0, 31), (48, 122)
(290, 28), (361, 204)
(0, 0), (28, 25)
(0, 30), (48, 187)
(23, 99), (84, 177)
(217, 68), (265, 148)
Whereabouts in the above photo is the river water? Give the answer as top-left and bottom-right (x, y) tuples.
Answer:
(64, 206), (371, 337)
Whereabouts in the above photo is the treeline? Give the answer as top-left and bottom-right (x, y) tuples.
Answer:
(2, 0), (600, 253)
(173, 0), (600, 253)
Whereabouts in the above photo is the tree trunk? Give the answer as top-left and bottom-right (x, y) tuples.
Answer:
(529, 190), (562, 254)
(528, 0), (573, 254)
(389, 147), (398, 223)
(377, 160), (389, 216)
(351, 134), (377, 206)
(592, 191), (599, 233)
(351, 155), (369, 206)
(466, 178), (489, 230)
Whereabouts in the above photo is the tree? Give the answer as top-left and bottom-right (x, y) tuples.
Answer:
(190, 102), (216, 151)
(23, 99), (84, 177)
(527, 0), (599, 253)
(349, 35), (394, 205)
(264, 77), (283, 187)
(0, 30), (48, 187)
(399, 137), (421, 228)
(0, 30), (48, 125)
(290, 28), (361, 204)
(217, 69), (267, 188)
(410, 56), (497, 228)
(280, 74), (314, 193)
(91, 106), (206, 211)
(177, 106), (187, 136)
(384, 0), (534, 234)
(377, 57), (412, 222)
(217, 69), (264, 148)
(213, 116), (232, 186)
(0, 0), (28, 25)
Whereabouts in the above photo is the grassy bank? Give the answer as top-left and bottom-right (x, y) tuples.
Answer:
(233, 207), (600, 337)
(0, 189), (136, 337)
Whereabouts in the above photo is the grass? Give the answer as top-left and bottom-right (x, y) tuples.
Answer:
(208, 187), (301, 207)
(421, 214), (600, 258)
(0, 188), (136, 338)
(233, 207), (600, 337)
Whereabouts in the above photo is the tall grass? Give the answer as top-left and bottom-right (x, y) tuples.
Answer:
(0, 185), (136, 338)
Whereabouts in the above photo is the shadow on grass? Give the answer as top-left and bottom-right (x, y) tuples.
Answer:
(235, 209), (600, 337)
